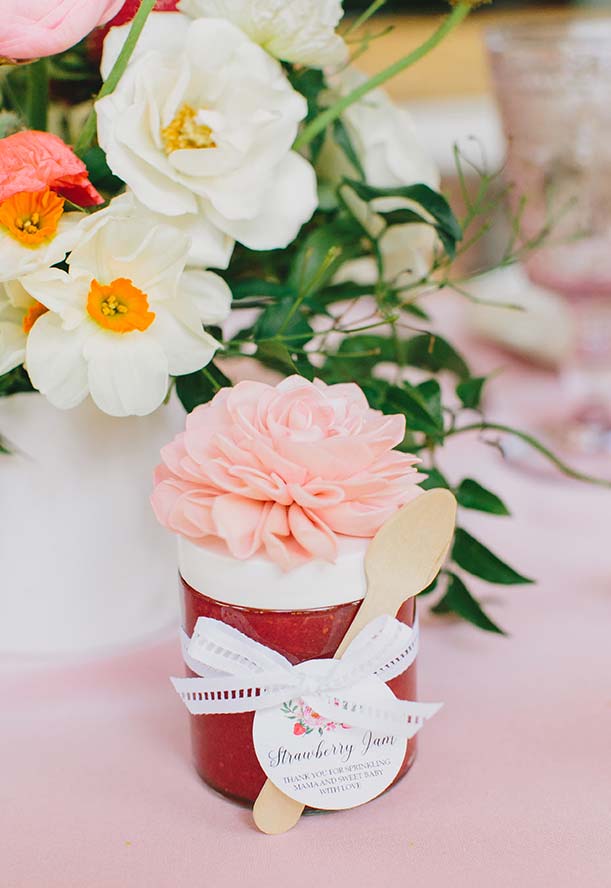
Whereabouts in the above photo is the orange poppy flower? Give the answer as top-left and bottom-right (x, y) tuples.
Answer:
(0, 130), (102, 208)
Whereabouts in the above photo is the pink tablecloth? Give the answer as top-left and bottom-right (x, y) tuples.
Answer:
(3, 341), (611, 888)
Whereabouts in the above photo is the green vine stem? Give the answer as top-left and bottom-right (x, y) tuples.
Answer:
(448, 422), (611, 488)
(344, 0), (389, 35)
(74, 0), (157, 157)
(27, 59), (49, 130)
(294, 1), (472, 151)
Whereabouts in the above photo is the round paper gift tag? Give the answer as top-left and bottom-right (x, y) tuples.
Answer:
(252, 659), (407, 811)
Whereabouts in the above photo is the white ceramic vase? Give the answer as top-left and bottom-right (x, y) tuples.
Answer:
(0, 392), (185, 655)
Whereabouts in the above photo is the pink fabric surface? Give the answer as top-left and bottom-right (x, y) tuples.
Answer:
(3, 332), (611, 887)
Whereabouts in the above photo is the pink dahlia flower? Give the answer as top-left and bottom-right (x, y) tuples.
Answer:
(0, 131), (103, 207)
(151, 377), (421, 570)
(0, 0), (124, 61)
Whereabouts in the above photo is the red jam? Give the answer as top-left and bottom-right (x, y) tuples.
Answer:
(181, 574), (418, 805)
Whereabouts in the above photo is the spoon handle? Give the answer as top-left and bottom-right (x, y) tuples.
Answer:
(252, 589), (406, 833)
(252, 779), (305, 835)
(252, 554), (449, 834)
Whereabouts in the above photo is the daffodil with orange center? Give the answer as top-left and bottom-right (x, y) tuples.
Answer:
(0, 281), (48, 375)
(20, 197), (232, 417)
(22, 300), (49, 334)
(0, 189), (65, 248)
(87, 278), (156, 334)
(0, 188), (84, 283)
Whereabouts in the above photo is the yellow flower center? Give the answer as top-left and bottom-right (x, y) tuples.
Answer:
(87, 278), (155, 334)
(161, 104), (216, 153)
(22, 300), (49, 334)
(0, 188), (65, 248)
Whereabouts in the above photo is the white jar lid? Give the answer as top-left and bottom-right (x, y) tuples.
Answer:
(177, 535), (369, 611)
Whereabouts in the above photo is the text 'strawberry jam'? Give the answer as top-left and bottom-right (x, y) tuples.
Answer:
(181, 573), (418, 806)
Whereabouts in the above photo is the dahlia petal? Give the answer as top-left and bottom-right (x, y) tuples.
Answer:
(151, 374), (423, 568)
(288, 504), (338, 563)
(211, 494), (266, 560)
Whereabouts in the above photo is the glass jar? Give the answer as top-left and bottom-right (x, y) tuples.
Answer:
(178, 537), (418, 806)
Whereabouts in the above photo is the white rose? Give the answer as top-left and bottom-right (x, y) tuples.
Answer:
(97, 15), (318, 254)
(318, 70), (441, 286)
(21, 198), (232, 417)
(179, 0), (347, 67)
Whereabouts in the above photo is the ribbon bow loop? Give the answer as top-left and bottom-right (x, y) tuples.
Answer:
(172, 615), (441, 737)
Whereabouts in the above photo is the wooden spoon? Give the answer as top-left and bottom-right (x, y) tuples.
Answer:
(252, 488), (457, 835)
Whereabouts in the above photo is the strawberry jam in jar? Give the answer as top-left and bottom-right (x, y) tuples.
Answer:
(178, 536), (418, 806)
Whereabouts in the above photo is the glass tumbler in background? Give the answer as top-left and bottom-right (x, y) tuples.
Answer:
(487, 19), (611, 459)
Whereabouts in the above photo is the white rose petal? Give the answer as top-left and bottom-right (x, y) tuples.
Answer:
(206, 151), (318, 250)
(101, 12), (191, 80)
(179, 0), (347, 67)
(96, 15), (317, 254)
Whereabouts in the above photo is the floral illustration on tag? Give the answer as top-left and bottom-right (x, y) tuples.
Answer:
(281, 698), (351, 737)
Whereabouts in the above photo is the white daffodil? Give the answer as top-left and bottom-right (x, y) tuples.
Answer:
(94, 189), (234, 270)
(179, 0), (347, 68)
(318, 70), (441, 286)
(21, 199), (232, 417)
(0, 280), (47, 375)
(0, 188), (83, 283)
(97, 15), (318, 253)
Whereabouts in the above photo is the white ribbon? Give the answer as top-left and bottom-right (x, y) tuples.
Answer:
(171, 616), (441, 739)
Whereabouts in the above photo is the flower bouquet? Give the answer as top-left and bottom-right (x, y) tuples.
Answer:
(1, 0), (599, 654)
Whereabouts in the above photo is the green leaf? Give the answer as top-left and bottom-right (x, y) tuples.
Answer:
(289, 67), (327, 162)
(402, 334), (470, 380)
(456, 479), (510, 516)
(324, 334), (394, 381)
(175, 363), (230, 412)
(418, 575), (439, 597)
(0, 366), (34, 397)
(402, 301), (430, 321)
(256, 340), (314, 380)
(385, 381), (444, 438)
(288, 221), (362, 298)
(435, 227), (459, 260)
(343, 179), (462, 242)
(456, 375), (487, 410)
(357, 378), (391, 411)
(452, 528), (533, 585)
(81, 146), (123, 194)
(380, 207), (433, 227)
(332, 118), (365, 180)
(254, 296), (313, 343)
(310, 280), (374, 310)
(419, 467), (451, 490)
(416, 379), (443, 429)
(432, 572), (506, 634)
(230, 279), (294, 301)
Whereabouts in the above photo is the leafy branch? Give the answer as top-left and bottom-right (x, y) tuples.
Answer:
(294, 1), (473, 150)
